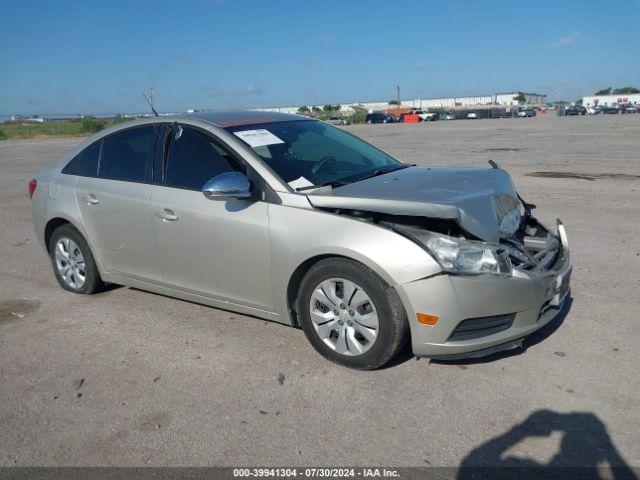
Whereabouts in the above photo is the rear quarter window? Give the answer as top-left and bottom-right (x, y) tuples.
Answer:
(62, 141), (101, 177)
(98, 126), (155, 183)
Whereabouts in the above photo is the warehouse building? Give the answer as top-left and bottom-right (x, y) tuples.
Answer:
(254, 91), (547, 115)
(582, 93), (640, 107)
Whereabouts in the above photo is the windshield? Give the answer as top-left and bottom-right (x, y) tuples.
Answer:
(226, 120), (403, 189)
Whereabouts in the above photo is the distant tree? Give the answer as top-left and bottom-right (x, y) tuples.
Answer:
(323, 104), (340, 112)
(81, 119), (106, 133)
(297, 106), (310, 114)
(311, 106), (322, 113)
(388, 100), (400, 105)
(514, 93), (526, 103)
(595, 87), (611, 95)
(612, 86), (640, 94)
(575, 98), (583, 106)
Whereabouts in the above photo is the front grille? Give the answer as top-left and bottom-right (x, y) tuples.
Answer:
(448, 313), (516, 342)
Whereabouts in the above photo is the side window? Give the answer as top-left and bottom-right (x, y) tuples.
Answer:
(98, 126), (154, 182)
(164, 126), (240, 190)
(62, 141), (101, 177)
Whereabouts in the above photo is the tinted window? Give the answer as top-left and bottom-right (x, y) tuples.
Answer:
(164, 126), (239, 190)
(62, 141), (101, 177)
(98, 126), (154, 182)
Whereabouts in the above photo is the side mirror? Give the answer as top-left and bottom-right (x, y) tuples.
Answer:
(202, 172), (251, 200)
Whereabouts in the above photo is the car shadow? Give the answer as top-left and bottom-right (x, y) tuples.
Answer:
(457, 409), (637, 479)
(429, 297), (573, 366)
(95, 282), (124, 294)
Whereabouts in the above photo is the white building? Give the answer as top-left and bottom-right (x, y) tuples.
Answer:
(582, 93), (640, 107)
(252, 91), (547, 115)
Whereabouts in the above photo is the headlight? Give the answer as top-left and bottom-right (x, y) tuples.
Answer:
(393, 226), (512, 275)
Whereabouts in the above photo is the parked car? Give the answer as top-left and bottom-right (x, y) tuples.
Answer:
(600, 105), (620, 114)
(565, 106), (586, 116)
(622, 104), (638, 114)
(400, 110), (437, 122)
(327, 116), (350, 126)
(30, 111), (571, 369)
(412, 110), (438, 121)
(586, 107), (601, 115)
(439, 111), (456, 120)
(517, 108), (537, 118)
(365, 112), (397, 124)
(467, 111), (483, 119)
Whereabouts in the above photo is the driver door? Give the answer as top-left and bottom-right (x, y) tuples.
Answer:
(149, 124), (273, 311)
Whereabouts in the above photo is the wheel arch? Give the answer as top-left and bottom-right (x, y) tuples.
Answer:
(286, 253), (393, 328)
(43, 216), (102, 275)
(44, 217), (72, 252)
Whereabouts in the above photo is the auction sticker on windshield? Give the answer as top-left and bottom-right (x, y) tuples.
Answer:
(233, 129), (284, 148)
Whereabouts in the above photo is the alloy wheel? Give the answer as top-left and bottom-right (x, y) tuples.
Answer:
(309, 278), (379, 356)
(54, 237), (86, 289)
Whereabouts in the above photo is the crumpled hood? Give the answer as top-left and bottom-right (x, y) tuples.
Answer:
(306, 166), (520, 242)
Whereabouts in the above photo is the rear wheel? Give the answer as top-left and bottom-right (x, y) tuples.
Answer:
(297, 258), (408, 369)
(49, 224), (104, 294)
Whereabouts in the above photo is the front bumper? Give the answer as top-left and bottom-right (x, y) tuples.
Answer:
(396, 224), (571, 359)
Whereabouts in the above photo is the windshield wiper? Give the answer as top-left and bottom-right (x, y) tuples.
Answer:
(352, 164), (410, 183)
(295, 180), (349, 192)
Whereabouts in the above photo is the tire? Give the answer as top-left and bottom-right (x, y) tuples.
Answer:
(296, 258), (409, 370)
(49, 224), (104, 294)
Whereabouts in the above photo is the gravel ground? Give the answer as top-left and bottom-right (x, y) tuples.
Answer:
(1, 113), (639, 469)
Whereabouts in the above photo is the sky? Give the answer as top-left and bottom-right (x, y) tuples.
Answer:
(1, 0), (639, 115)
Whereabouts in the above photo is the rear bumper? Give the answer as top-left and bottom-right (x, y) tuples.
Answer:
(396, 236), (571, 359)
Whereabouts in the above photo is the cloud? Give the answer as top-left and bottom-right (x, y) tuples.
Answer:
(550, 31), (582, 48)
(200, 84), (263, 100)
(176, 55), (198, 66)
(414, 61), (426, 71)
(315, 32), (335, 44)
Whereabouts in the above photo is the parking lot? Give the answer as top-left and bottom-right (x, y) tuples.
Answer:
(1, 114), (639, 468)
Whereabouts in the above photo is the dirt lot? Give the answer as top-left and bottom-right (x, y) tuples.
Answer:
(1, 114), (639, 469)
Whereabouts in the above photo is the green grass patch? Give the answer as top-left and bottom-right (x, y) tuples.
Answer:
(0, 117), (138, 140)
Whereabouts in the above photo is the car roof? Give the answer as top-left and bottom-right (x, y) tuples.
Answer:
(167, 110), (313, 128)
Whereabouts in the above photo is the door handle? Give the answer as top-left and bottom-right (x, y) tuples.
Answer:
(83, 193), (99, 205)
(155, 208), (179, 222)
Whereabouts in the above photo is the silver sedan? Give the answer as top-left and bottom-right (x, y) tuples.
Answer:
(30, 111), (571, 369)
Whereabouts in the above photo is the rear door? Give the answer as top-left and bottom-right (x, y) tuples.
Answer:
(75, 125), (161, 282)
(149, 124), (273, 310)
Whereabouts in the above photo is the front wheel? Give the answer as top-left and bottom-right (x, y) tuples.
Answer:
(297, 258), (408, 369)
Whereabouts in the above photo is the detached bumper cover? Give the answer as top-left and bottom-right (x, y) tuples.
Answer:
(396, 224), (571, 358)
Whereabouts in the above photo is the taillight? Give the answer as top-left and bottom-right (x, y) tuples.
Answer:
(28, 178), (37, 198)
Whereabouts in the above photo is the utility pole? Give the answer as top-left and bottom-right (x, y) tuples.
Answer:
(396, 84), (400, 106)
(148, 87), (154, 111)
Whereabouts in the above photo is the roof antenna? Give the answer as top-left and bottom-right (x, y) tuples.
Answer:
(142, 88), (158, 116)
(488, 159), (500, 169)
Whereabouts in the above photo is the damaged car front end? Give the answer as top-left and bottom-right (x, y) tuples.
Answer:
(306, 165), (572, 360)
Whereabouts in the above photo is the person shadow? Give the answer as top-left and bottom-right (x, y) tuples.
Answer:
(458, 409), (638, 480)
